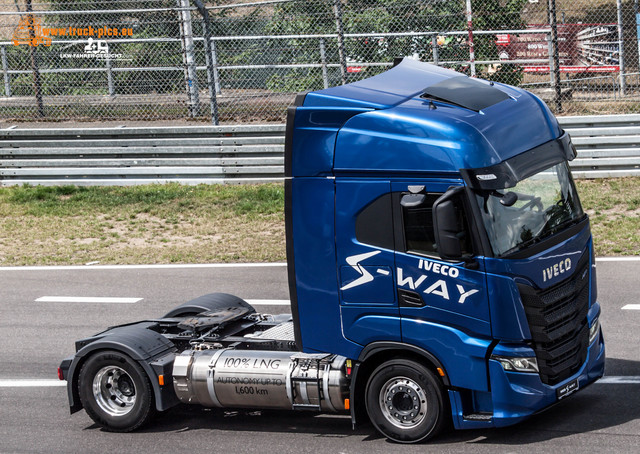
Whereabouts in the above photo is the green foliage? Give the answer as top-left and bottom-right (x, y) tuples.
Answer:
(266, 69), (324, 93)
(111, 30), (184, 95)
(257, 0), (530, 90)
(486, 63), (524, 86)
(29, 0), (184, 95)
(472, 0), (528, 84)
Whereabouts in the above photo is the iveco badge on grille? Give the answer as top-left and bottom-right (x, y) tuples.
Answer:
(543, 258), (572, 282)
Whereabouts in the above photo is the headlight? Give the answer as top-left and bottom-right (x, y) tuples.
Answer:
(589, 316), (600, 344)
(491, 355), (539, 373)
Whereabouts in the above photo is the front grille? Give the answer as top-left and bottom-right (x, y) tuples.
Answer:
(517, 252), (590, 385)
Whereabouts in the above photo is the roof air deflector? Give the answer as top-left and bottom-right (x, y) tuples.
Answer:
(421, 76), (510, 112)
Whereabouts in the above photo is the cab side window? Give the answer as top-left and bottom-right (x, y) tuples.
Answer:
(401, 193), (442, 257)
(401, 192), (472, 258)
(354, 190), (473, 259)
(355, 193), (394, 250)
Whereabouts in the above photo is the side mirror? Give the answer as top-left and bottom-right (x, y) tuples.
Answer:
(432, 187), (467, 262)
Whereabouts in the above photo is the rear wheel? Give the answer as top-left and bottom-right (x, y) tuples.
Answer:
(365, 359), (446, 443)
(78, 350), (154, 432)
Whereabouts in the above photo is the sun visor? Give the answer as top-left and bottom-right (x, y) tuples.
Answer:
(460, 131), (576, 190)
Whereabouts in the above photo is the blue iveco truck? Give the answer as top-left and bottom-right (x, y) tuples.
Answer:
(59, 58), (605, 443)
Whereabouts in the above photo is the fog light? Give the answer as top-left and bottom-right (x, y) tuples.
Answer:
(589, 316), (600, 345)
(492, 355), (539, 373)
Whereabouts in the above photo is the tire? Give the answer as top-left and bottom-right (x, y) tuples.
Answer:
(78, 350), (155, 432)
(162, 293), (255, 318)
(365, 359), (446, 443)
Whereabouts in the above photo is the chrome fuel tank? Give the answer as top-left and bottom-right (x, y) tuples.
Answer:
(173, 349), (348, 411)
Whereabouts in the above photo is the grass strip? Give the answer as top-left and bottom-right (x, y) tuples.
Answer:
(0, 178), (638, 266)
(0, 183), (285, 266)
(576, 177), (640, 257)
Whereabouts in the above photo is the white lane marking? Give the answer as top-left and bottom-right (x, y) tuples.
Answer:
(35, 297), (287, 305)
(2, 376), (638, 388)
(596, 257), (640, 262)
(36, 296), (142, 304)
(0, 380), (66, 387)
(622, 304), (640, 310)
(0, 263), (287, 271)
(598, 376), (640, 384)
(246, 299), (290, 306)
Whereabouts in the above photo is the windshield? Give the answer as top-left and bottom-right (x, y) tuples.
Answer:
(476, 161), (584, 257)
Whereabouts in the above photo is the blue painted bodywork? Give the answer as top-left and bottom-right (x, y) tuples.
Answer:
(286, 58), (604, 430)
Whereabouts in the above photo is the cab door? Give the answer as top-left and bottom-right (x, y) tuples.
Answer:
(335, 179), (401, 346)
(392, 179), (492, 391)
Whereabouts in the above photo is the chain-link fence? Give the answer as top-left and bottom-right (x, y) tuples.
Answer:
(0, 0), (639, 123)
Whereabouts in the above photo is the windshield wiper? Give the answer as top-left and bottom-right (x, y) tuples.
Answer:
(540, 210), (583, 238)
(502, 215), (584, 257)
(502, 235), (543, 256)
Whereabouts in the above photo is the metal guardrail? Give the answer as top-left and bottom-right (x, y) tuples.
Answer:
(562, 114), (640, 179)
(0, 114), (638, 186)
(0, 124), (286, 186)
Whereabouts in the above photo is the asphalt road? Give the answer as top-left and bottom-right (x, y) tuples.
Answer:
(0, 260), (639, 454)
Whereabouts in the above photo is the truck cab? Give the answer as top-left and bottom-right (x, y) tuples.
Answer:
(60, 58), (604, 444)
(285, 58), (604, 435)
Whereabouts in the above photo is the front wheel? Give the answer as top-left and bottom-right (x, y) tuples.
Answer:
(365, 359), (446, 443)
(78, 350), (155, 432)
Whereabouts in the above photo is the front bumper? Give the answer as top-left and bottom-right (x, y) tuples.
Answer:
(450, 326), (605, 430)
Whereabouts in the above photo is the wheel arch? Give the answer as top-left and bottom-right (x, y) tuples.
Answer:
(349, 341), (450, 427)
(162, 292), (254, 318)
(67, 327), (178, 414)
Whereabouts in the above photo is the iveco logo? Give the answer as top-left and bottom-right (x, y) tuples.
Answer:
(543, 258), (572, 282)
